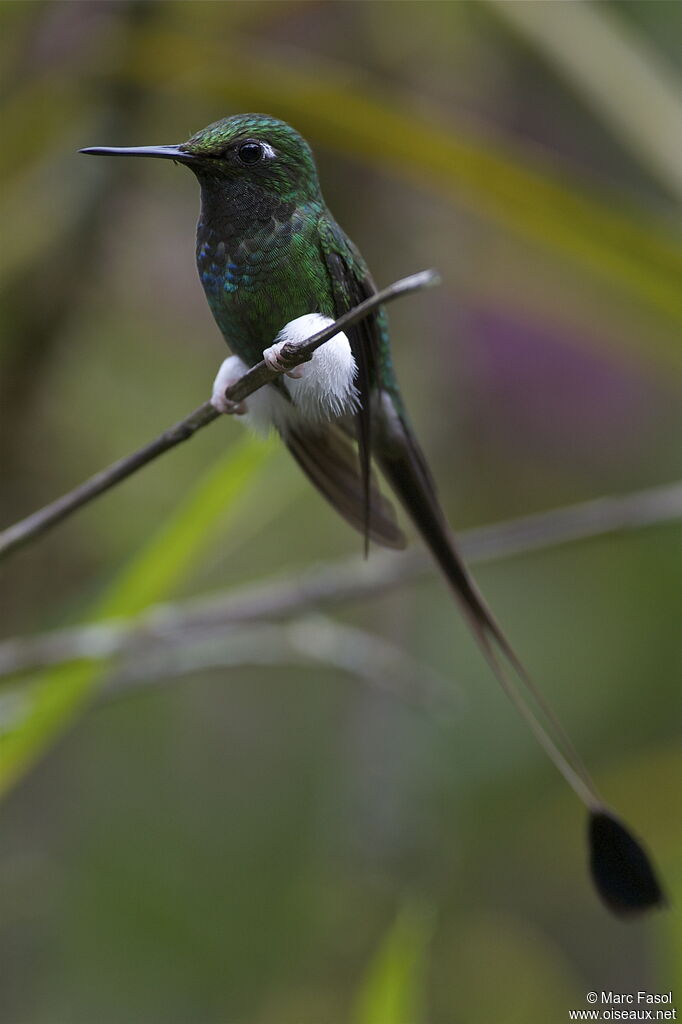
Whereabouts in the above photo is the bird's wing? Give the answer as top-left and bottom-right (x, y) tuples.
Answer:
(284, 422), (405, 549)
(318, 215), (383, 550)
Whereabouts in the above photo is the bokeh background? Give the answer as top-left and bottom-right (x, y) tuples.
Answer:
(1, 2), (681, 1022)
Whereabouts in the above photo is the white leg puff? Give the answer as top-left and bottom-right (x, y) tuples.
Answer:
(210, 355), (249, 415)
(211, 352), (293, 436)
(273, 313), (359, 420)
(210, 313), (359, 436)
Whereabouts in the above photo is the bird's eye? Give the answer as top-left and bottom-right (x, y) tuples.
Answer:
(237, 141), (265, 165)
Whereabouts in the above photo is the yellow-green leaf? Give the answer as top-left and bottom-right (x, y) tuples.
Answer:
(353, 898), (434, 1024)
(0, 435), (276, 798)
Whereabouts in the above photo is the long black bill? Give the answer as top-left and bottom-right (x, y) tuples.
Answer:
(79, 144), (195, 163)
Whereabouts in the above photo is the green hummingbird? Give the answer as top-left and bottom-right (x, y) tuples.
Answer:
(82, 113), (663, 915)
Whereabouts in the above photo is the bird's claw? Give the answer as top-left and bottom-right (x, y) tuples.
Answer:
(262, 339), (305, 378)
(211, 393), (247, 416)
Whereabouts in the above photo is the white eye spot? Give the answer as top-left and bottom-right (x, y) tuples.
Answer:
(261, 142), (276, 160)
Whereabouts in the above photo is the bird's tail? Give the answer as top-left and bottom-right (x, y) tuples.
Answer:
(376, 399), (664, 916)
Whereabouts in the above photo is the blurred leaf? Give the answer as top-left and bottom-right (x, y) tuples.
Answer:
(0, 77), (79, 182)
(121, 33), (682, 353)
(0, 435), (277, 797)
(352, 898), (434, 1024)
(436, 912), (580, 1023)
(0, 129), (93, 288)
(485, 0), (682, 202)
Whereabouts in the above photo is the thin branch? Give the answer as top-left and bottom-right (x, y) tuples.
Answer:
(0, 615), (455, 734)
(102, 615), (456, 715)
(0, 269), (439, 563)
(1, 478), (679, 678)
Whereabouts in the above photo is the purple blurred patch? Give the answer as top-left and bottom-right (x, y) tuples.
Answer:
(464, 305), (656, 468)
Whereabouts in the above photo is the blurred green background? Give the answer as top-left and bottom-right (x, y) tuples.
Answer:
(1, 2), (681, 1022)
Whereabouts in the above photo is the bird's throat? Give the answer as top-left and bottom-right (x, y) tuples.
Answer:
(197, 176), (296, 241)
(195, 180), (329, 365)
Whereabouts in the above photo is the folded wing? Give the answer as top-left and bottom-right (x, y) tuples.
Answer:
(285, 422), (406, 550)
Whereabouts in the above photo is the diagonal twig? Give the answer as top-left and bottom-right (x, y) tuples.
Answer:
(0, 269), (439, 563)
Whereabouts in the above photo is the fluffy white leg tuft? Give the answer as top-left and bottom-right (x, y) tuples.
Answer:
(211, 353), (295, 436)
(274, 313), (359, 421)
(211, 312), (359, 436)
(210, 355), (249, 415)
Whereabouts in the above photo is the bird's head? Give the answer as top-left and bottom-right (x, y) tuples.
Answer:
(81, 113), (322, 204)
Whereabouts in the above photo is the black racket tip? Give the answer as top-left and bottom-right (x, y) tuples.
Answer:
(589, 810), (667, 917)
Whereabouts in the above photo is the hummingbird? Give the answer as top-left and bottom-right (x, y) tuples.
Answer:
(82, 114), (664, 916)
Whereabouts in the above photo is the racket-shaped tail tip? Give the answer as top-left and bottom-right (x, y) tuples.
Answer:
(589, 810), (666, 916)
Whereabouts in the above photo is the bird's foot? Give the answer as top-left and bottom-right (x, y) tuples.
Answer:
(210, 356), (248, 415)
(262, 339), (306, 379)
